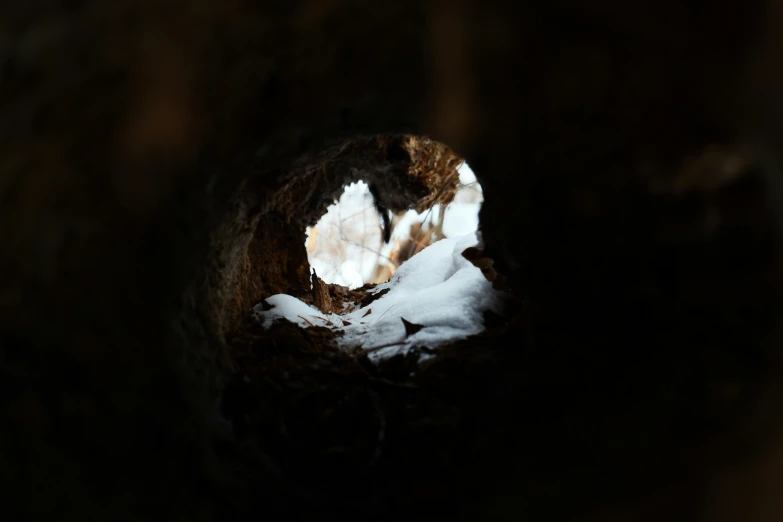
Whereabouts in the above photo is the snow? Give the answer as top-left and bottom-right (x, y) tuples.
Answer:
(304, 181), (384, 289)
(457, 161), (480, 189)
(442, 203), (481, 238)
(254, 230), (503, 361)
(273, 161), (498, 360)
(253, 294), (336, 329)
(305, 162), (484, 289)
(442, 162), (482, 238)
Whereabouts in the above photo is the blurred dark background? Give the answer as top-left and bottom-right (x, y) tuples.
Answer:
(2, 1), (783, 521)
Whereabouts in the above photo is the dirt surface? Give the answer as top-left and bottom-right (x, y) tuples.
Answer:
(3, 1), (783, 522)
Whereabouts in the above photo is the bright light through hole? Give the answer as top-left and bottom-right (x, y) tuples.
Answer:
(305, 162), (483, 289)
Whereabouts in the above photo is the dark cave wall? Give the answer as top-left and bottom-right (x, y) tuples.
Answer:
(1, 0), (783, 521)
(216, 136), (458, 336)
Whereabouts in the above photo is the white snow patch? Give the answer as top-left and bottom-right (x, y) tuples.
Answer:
(253, 294), (345, 329)
(457, 161), (480, 188)
(441, 162), (483, 239)
(254, 231), (502, 362)
(304, 180), (383, 289)
(443, 203), (481, 238)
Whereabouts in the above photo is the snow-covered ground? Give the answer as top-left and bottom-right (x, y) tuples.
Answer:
(305, 162), (483, 289)
(259, 162), (495, 361)
(255, 231), (503, 361)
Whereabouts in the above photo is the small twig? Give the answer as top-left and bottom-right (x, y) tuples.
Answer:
(313, 315), (333, 326)
(374, 304), (396, 323)
(338, 202), (376, 223)
(297, 315), (315, 327)
(327, 221), (399, 269)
